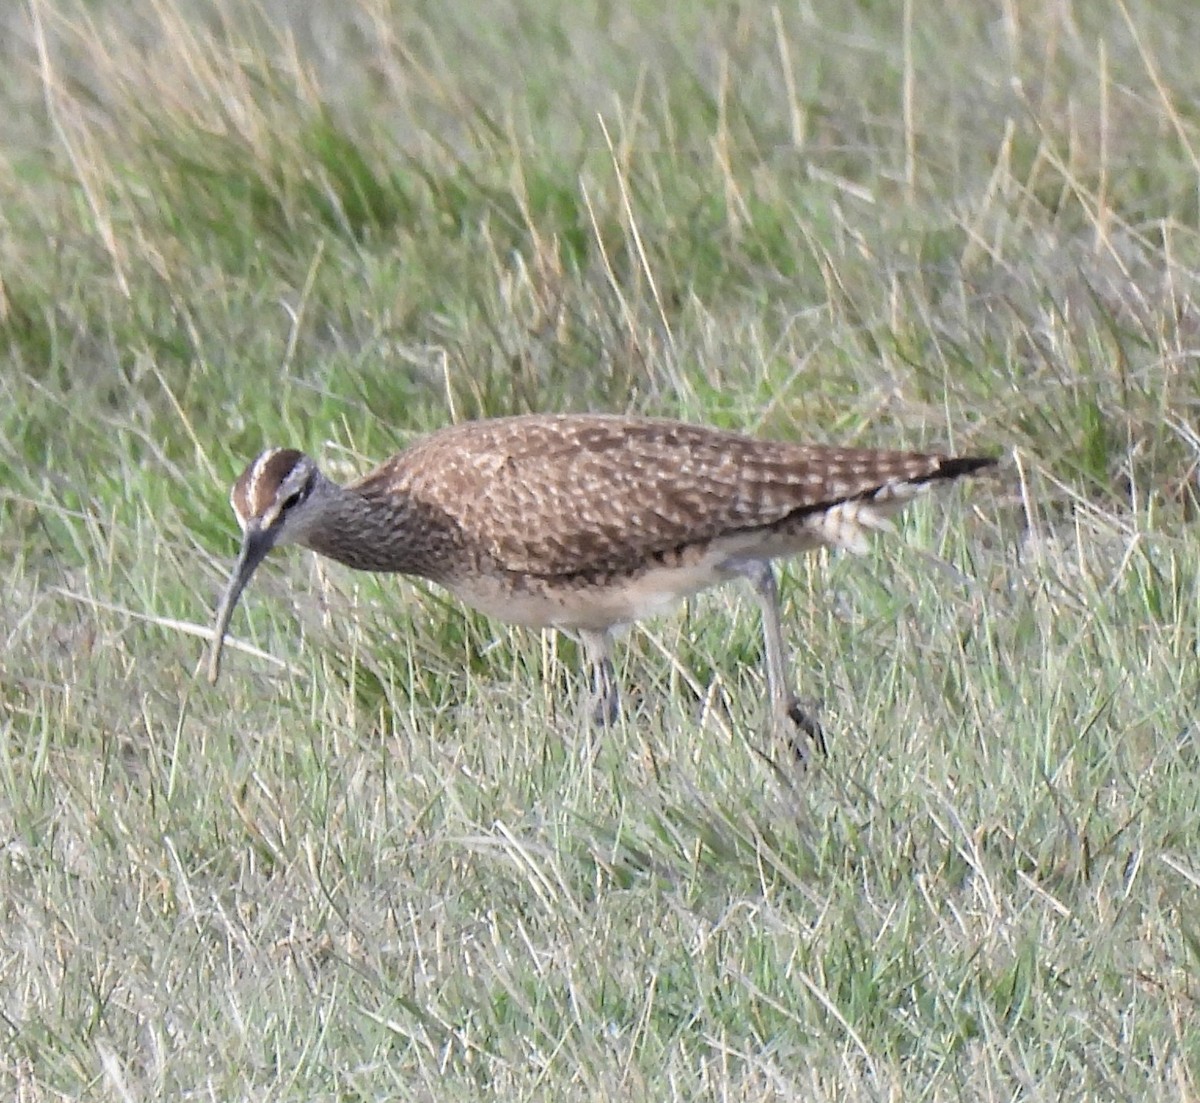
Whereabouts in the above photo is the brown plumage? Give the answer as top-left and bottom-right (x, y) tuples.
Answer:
(208, 413), (995, 756)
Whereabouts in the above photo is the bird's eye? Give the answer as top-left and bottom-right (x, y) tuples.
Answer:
(280, 490), (304, 512)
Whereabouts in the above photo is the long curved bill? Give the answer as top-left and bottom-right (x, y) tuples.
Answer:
(207, 526), (278, 684)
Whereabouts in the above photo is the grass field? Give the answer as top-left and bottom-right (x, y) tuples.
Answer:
(3, 0), (1199, 1098)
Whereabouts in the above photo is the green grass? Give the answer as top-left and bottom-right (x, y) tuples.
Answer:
(2, 0), (1199, 1098)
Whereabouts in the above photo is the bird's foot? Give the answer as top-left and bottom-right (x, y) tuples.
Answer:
(775, 696), (827, 764)
(589, 684), (620, 729)
(588, 656), (621, 729)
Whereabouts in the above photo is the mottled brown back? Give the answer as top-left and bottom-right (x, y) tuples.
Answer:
(354, 415), (992, 576)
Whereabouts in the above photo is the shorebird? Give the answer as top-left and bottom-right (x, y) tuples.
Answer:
(207, 413), (994, 757)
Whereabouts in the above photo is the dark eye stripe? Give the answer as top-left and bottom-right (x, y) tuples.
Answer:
(231, 448), (307, 522)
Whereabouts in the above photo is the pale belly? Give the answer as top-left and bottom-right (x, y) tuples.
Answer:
(438, 528), (828, 633)
(443, 561), (722, 631)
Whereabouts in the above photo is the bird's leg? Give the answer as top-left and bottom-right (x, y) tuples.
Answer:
(578, 628), (620, 728)
(734, 559), (827, 762)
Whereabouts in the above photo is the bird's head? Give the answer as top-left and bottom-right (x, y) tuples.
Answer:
(207, 448), (323, 683)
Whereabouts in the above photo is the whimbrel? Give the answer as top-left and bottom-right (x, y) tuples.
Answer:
(207, 414), (994, 756)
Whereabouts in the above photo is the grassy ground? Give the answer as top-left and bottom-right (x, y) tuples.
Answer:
(2, 0), (1199, 1098)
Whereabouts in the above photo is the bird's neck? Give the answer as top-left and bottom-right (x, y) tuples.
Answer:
(303, 485), (461, 579)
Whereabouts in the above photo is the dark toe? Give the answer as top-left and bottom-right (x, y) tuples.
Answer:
(590, 692), (620, 729)
(787, 699), (827, 759)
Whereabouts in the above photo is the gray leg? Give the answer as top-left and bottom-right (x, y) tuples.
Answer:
(731, 559), (826, 761)
(578, 628), (620, 728)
